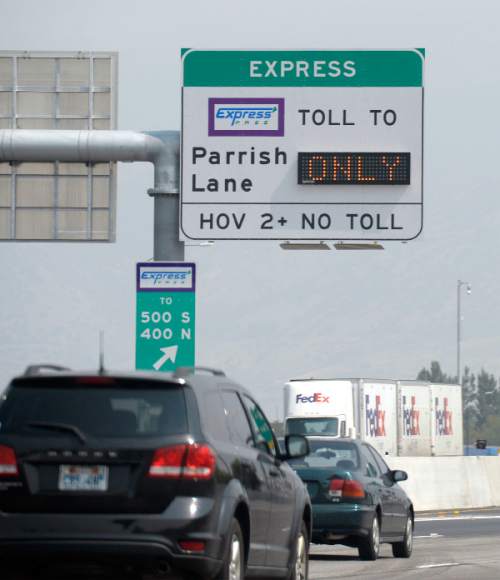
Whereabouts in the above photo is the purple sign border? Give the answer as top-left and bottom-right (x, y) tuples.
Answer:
(136, 262), (196, 293)
(208, 97), (285, 137)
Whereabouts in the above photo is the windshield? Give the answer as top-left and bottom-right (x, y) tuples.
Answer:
(286, 417), (339, 436)
(287, 439), (360, 470)
(0, 378), (188, 438)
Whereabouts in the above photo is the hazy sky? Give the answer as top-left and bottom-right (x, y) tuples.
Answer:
(1, 0), (499, 418)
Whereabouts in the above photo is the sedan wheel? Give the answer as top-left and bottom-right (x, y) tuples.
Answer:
(358, 513), (380, 561)
(392, 514), (413, 558)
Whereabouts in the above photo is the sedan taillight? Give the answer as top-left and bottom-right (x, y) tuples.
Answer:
(0, 445), (19, 476)
(329, 478), (365, 499)
(149, 444), (216, 480)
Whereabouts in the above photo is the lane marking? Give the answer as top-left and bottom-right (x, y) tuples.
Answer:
(415, 533), (443, 538)
(416, 515), (500, 522)
(417, 563), (460, 569)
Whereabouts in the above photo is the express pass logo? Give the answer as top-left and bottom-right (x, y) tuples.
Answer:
(137, 264), (195, 292)
(208, 98), (285, 136)
(365, 394), (386, 437)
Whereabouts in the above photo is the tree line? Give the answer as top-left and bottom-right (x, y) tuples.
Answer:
(417, 361), (500, 446)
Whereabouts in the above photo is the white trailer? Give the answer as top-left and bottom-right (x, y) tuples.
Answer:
(359, 380), (398, 457)
(430, 383), (463, 456)
(397, 381), (432, 456)
(284, 378), (463, 457)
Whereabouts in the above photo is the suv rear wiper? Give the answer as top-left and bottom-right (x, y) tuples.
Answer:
(25, 421), (87, 444)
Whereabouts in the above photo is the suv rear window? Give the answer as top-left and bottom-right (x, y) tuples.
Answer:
(0, 377), (188, 439)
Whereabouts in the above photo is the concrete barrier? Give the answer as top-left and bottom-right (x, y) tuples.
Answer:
(387, 456), (500, 512)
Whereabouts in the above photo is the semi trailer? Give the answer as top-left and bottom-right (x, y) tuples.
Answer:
(284, 378), (463, 456)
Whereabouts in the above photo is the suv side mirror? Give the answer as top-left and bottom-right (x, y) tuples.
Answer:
(283, 434), (309, 460)
(390, 470), (408, 483)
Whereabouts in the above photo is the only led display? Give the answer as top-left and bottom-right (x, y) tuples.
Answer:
(298, 152), (411, 185)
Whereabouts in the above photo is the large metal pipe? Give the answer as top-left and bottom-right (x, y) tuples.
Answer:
(0, 129), (183, 259)
(0, 129), (177, 191)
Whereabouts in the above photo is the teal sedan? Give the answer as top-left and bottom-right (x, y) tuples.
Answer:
(287, 437), (414, 560)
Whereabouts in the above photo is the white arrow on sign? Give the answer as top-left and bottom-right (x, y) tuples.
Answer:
(153, 345), (179, 371)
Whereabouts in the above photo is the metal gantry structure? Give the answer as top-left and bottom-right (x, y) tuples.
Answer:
(0, 128), (183, 260)
(0, 52), (120, 242)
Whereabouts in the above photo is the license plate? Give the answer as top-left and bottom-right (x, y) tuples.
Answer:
(58, 465), (108, 491)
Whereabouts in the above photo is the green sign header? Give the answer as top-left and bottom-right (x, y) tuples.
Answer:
(182, 50), (424, 88)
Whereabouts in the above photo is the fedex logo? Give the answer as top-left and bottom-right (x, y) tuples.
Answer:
(365, 394), (386, 437)
(403, 395), (421, 437)
(435, 397), (453, 436)
(295, 393), (330, 404)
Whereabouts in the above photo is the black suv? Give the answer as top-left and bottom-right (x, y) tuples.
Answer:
(0, 367), (311, 580)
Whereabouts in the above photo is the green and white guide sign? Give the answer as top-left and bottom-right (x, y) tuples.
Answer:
(181, 49), (424, 241)
(135, 262), (195, 372)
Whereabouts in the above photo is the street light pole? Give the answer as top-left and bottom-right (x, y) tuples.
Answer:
(457, 279), (471, 454)
(457, 279), (471, 385)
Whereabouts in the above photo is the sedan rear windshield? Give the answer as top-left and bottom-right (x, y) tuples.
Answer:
(0, 377), (188, 439)
(288, 439), (360, 471)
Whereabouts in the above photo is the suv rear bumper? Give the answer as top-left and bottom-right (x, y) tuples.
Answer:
(0, 538), (222, 578)
(0, 497), (225, 578)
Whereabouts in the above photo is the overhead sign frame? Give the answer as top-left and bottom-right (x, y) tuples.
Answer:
(180, 49), (424, 242)
(0, 50), (118, 242)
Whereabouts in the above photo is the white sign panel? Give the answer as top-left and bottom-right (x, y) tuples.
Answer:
(181, 49), (424, 241)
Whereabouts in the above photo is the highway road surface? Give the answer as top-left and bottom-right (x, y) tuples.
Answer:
(8, 509), (500, 579)
(309, 508), (500, 579)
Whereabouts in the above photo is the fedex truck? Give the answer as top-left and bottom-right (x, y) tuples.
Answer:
(284, 378), (462, 456)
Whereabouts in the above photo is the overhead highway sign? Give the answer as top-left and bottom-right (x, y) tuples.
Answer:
(181, 49), (424, 241)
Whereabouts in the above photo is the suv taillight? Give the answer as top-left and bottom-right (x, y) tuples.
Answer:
(329, 478), (365, 499)
(149, 444), (216, 480)
(0, 445), (19, 476)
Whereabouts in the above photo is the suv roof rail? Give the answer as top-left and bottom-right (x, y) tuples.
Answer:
(23, 364), (71, 376)
(173, 366), (226, 379)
